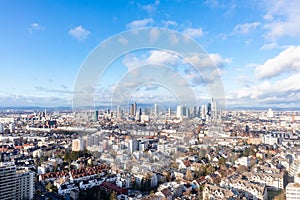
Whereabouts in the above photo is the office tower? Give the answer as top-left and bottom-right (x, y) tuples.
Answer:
(176, 105), (182, 118)
(16, 169), (35, 200)
(201, 104), (207, 120)
(134, 102), (137, 115)
(0, 123), (4, 134)
(211, 98), (217, 120)
(0, 162), (16, 200)
(154, 104), (158, 116)
(94, 110), (99, 121)
(117, 105), (122, 118)
(191, 106), (197, 118)
(129, 104), (134, 116)
(197, 106), (201, 118)
(168, 107), (171, 116)
(207, 102), (211, 118)
(268, 108), (274, 118)
(182, 105), (187, 116)
(135, 108), (142, 121)
(186, 107), (191, 118)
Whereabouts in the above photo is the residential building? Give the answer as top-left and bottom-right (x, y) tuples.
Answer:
(72, 138), (85, 152)
(203, 183), (234, 200)
(286, 182), (300, 200)
(0, 162), (16, 200)
(16, 169), (35, 200)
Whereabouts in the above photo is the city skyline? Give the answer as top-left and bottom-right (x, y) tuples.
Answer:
(1, 0), (300, 108)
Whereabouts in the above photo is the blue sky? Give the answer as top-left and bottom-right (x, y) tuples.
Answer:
(0, 0), (300, 108)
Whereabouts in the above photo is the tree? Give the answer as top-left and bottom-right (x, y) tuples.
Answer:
(109, 191), (117, 200)
(243, 148), (250, 157)
(218, 157), (226, 167)
(205, 164), (215, 175)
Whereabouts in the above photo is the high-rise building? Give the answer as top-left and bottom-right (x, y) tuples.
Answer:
(182, 105), (187, 116)
(129, 104), (134, 116)
(211, 98), (217, 120)
(186, 107), (191, 118)
(0, 162), (16, 200)
(191, 106), (197, 118)
(16, 169), (35, 200)
(0, 123), (4, 134)
(0, 162), (35, 200)
(201, 104), (207, 120)
(117, 105), (122, 118)
(268, 108), (274, 118)
(133, 102), (137, 116)
(94, 110), (99, 121)
(176, 105), (182, 118)
(135, 108), (142, 121)
(286, 183), (300, 200)
(154, 104), (158, 117)
(168, 107), (171, 116)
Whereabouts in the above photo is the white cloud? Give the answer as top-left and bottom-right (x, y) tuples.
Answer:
(184, 53), (231, 68)
(126, 18), (154, 29)
(204, 0), (219, 8)
(209, 53), (232, 66)
(29, 23), (45, 33)
(182, 27), (203, 38)
(161, 20), (178, 28)
(123, 50), (179, 71)
(68, 25), (90, 41)
(141, 0), (160, 14)
(260, 42), (279, 50)
(233, 22), (260, 34)
(263, 0), (300, 40)
(255, 46), (300, 79)
(236, 72), (300, 104)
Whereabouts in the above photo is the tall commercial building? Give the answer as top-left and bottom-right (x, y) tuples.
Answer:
(94, 110), (99, 121)
(211, 98), (217, 120)
(117, 105), (122, 118)
(176, 105), (182, 118)
(201, 104), (207, 120)
(135, 108), (142, 121)
(207, 102), (212, 118)
(182, 105), (187, 117)
(268, 108), (274, 118)
(133, 102), (137, 116)
(129, 104), (134, 116)
(154, 104), (158, 117)
(168, 107), (171, 116)
(0, 162), (16, 200)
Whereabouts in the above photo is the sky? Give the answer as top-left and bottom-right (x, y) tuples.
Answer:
(0, 0), (300, 109)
